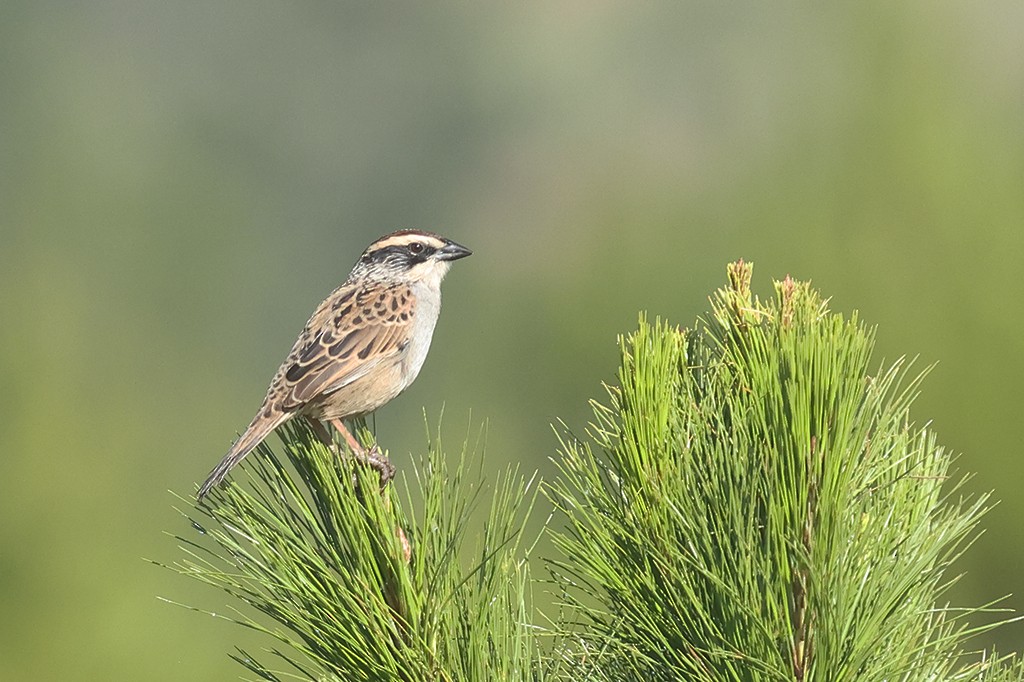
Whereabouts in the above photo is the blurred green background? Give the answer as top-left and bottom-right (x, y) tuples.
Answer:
(2, 1), (1022, 678)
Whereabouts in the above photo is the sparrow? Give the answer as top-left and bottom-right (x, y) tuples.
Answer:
(197, 229), (472, 500)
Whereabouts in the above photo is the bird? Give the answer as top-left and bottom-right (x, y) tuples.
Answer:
(197, 229), (472, 500)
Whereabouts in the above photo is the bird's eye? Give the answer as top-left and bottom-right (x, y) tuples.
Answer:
(409, 242), (424, 255)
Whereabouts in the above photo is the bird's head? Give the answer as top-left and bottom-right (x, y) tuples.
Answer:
(353, 229), (472, 288)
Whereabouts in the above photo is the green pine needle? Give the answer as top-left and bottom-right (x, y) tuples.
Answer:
(161, 262), (1023, 681)
(164, 419), (543, 681)
(546, 262), (1021, 681)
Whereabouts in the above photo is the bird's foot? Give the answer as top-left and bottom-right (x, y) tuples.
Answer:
(356, 443), (396, 490)
(316, 418), (396, 489)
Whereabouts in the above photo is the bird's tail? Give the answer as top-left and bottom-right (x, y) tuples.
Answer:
(197, 410), (290, 500)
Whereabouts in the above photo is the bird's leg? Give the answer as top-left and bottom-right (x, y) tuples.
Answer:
(304, 416), (380, 478)
(328, 418), (396, 488)
(305, 417), (335, 448)
(326, 418), (408, 564)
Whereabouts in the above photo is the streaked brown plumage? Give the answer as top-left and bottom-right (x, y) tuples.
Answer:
(197, 229), (471, 500)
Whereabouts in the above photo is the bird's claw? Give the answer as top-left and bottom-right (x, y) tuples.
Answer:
(356, 443), (395, 490)
(371, 445), (396, 490)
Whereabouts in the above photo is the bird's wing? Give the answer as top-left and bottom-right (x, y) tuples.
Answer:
(275, 282), (414, 409)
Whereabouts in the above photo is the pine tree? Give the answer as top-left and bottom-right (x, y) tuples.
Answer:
(165, 262), (1022, 680)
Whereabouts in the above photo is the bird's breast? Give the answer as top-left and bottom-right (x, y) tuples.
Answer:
(399, 284), (442, 389)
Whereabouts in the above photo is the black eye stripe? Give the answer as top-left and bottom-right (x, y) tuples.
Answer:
(365, 243), (436, 264)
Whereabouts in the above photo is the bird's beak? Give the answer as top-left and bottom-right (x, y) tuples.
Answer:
(437, 240), (472, 261)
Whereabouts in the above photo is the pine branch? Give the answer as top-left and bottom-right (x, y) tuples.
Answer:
(163, 419), (543, 681)
(546, 261), (1021, 681)
(159, 261), (1024, 681)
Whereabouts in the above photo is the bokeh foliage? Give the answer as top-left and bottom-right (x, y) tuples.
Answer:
(1, 2), (1022, 679)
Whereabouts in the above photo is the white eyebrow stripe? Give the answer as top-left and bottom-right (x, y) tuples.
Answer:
(371, 233), (446, 251)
